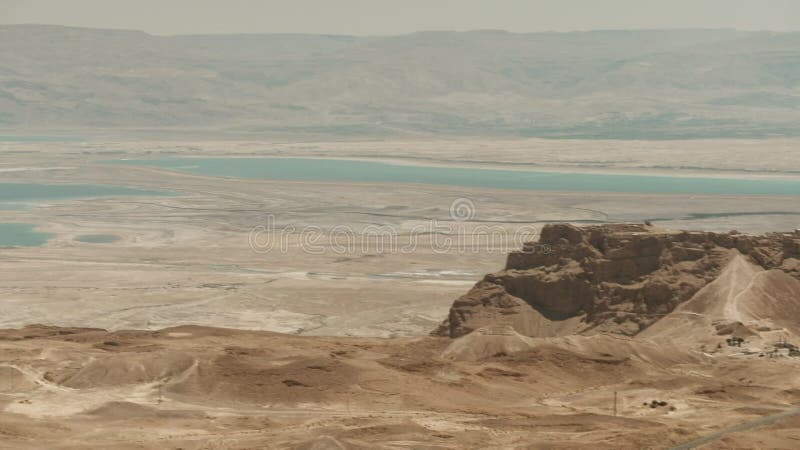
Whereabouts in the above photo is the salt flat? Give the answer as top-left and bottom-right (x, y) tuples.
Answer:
(1, 138), (799, 335)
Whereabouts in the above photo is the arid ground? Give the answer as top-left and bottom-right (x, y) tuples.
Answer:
(1, 138), (800, 448)
(1, 320), (799, 449)
(2, 138), (799, 334)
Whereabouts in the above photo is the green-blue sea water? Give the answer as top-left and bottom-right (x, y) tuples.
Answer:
(111, 158), (800, 196)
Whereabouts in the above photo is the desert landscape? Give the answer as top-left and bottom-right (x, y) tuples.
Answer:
(2, 139), (800, 334)
(2, 220), (800, 449)
(2, 16), (800, 449)
(0, 139), (799, 448)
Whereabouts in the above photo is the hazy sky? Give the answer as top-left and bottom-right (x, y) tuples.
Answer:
(2, 0), (799, 35)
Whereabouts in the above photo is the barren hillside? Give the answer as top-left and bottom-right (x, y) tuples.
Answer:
(437, 224), (800, 339)
(2, 26), (800, 138)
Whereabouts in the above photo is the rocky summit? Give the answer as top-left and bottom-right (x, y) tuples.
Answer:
(435, 224), (800, 338)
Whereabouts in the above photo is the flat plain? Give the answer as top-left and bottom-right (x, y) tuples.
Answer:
(1, 138), (800, 449)
(1, 138), (799, 334)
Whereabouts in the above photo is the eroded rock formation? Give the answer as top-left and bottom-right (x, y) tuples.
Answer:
(435, 224), (800, 338)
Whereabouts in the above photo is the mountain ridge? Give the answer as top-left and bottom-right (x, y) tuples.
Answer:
(435, 224), (800, 339)
(3, 25), (799, 138)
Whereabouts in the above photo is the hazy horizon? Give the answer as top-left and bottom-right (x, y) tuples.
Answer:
(6, 23), (800, 38)
(1, 0), (799, 36)
(2, 26), (800, 139)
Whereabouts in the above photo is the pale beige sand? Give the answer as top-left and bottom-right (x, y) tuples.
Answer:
(1, 139), (799, 335)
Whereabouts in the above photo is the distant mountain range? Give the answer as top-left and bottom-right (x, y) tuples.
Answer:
(1, 25), (799, 139)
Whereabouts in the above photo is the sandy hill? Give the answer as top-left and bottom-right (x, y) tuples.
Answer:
(640, 253), (800, 346)
(2, 320), (799, 449)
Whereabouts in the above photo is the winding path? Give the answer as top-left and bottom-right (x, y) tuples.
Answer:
(669, 407), (800, 449)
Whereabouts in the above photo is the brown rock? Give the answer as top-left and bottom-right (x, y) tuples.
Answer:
(435, 224), (800, 339)
(539, 224), (585, 245)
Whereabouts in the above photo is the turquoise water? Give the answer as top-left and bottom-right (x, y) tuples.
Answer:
(75, 234), (121, 243)
(112, 157), (800, 196)
(0, 183), (169, 205)
(0, 223), (53, 247)
(0, 183), (168, 246)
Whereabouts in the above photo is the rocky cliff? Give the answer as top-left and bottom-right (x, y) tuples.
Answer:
(435, 224), (800, 338)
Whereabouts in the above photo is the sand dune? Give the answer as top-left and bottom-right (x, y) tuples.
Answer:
(641, 253), (800, 345)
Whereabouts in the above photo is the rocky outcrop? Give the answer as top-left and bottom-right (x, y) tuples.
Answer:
(435, 224), (800, 338)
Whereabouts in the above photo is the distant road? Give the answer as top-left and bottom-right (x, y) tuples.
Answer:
(669, 407), (800, 449)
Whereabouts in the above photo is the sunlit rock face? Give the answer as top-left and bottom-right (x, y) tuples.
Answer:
(435, 224), (800, 338)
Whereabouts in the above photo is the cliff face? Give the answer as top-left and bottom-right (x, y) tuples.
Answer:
(435, 224), (800, 338)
